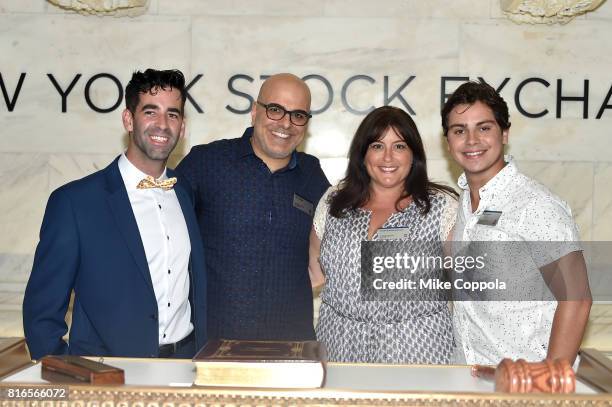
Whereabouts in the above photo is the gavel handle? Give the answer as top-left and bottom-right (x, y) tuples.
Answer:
(471, 364), (496, 381)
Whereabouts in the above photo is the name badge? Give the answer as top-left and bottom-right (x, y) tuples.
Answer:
(477, 210), (502, 226)
(376, 227), (411, 240)
(293, 193), (314, 216)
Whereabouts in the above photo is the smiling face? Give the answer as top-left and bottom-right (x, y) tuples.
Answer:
(364, 127), (413, 193)
(446, 101), (508, 188)
(123, 87), (185, 177)
(250, 74), (311, 172)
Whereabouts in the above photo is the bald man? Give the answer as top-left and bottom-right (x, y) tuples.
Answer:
(177, 74), (330, 341)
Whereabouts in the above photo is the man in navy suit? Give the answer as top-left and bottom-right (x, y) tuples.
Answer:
(23, 69), (206, 360)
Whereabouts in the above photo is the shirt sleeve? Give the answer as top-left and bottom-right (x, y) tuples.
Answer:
(439, 192), (458, 242)
(23, 188), (78, 359)
(175, 146), (205, 212)
(313, 186), (335, 240)
(175, 146), (202, 195)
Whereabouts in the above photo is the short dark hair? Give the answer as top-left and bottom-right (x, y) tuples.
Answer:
(125, 69), (187, 113)
(441, 80), (511, 136)
(329, 106), (456, 218)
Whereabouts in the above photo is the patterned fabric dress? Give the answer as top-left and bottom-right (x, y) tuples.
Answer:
(314, 189), (456, 363)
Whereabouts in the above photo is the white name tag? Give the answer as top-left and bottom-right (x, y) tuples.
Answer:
(477, 210), (502, 226)
(376, 227), (410, 240)
(293, 193), (314, 216)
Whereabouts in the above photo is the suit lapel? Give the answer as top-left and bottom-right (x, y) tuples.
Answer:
(104, 158), (156, 297)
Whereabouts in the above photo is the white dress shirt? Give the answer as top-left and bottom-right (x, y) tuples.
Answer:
(118, 154), (192, 345)
(451, 156), (581, 365)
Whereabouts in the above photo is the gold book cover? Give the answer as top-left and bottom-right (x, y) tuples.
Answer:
(193, 339), (327, 388)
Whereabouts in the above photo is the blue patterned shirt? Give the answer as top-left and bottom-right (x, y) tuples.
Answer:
(176, 127), (330, 341)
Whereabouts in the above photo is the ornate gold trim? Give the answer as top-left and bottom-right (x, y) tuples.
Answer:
(1, 383), (611, 406)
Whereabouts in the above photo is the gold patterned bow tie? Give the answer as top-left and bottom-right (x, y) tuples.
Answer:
(136, 176), (177, 191)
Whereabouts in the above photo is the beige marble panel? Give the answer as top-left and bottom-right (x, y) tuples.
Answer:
(0, 290), (23, 311)
(593, 163), (612, 241)
(489, 0), (504, 18)
(458, 20), (612, 162)
(48, 154), (118, 192)
(427, 158), (462, 193)
(320, 157), (348, 186)
(0, 254), (33, 284)
(0, 311), (24, 337)
(0, 282), (26, 295)
(582, 303), (612, 351)
(146, 0), (158, 15)
(507, 118), (611, 165)
(517, 160), (593, 240)
(158, 0), (324, 16)
(188, 16), (460, 161)
(0, 153), (49, 256)
(0, 14), (191, 154)
(0, 0), (45, 13)
(323, 0), (491, 18)
(461, 19), (612, 74)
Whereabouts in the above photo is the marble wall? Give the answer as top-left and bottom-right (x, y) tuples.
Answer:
(0, 0), (610, 347)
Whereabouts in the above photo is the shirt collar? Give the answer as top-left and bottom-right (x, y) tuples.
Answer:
(237, 126), (298, 171)
(237, 127), (256, 158)
(457, 155), (518, 199)
(118, 153), (169, 191)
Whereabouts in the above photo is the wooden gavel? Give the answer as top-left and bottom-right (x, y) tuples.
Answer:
(471, 358), (575, 393)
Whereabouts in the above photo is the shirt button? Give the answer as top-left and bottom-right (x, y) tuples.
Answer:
(168, 269), (171, 275)
(163, 333), (166, 338)
(158, 204), (162, 209)
(167, 302), (170, 307)
(166, 235), (170, 240)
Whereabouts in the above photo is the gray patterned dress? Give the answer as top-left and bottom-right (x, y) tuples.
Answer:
(314, 190), (456, 363)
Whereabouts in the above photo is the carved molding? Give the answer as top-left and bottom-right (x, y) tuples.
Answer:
(501, 0), (607, 24)
(46, 0), (149, 17)
(1, 384), (610, 407)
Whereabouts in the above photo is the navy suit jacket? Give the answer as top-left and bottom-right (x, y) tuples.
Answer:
(23, 157), (207, 359)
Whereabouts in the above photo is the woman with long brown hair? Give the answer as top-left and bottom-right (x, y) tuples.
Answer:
(310, 106), (457, 363)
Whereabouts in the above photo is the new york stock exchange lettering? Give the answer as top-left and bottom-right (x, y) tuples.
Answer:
(1, 72), (611, 119)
